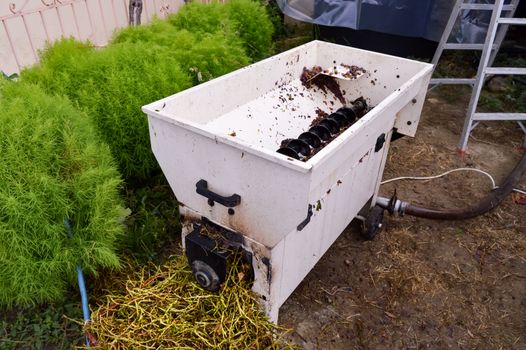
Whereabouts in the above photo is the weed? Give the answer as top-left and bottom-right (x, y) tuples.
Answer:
(479, 91), (505, 111)
(121, 174), (181, 263)
(0, 300), (83, 349)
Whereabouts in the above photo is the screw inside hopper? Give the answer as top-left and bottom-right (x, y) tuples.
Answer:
(352, 97), (367, 112)
(286, 139), (311, 157)
(335, 107), (357, 124)
(318, 119), (340, 135)
(277, 147), (300, 159)
(328, 111), (350, 128)
(348, 97), (368, 118)
(276, 97), (369, 161)
(309, 125), (331, 142)
(336, 100), (367, 123)
(276, 147), (300, 160)
(299, 132), (322, 148)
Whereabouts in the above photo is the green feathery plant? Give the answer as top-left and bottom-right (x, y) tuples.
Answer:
(169, 0), (274, 60)
(22, 0), (274, 181)
(224, 0), (275, 60)
(0, 80), (124, 305)
(114, 28), (250, 85)
(22, 39), (193, 181)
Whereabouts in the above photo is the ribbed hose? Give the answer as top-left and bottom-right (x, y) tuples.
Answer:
(403, 150), (526, 220)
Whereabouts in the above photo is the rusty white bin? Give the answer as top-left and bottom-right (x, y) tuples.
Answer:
(142, 40), (433, 322)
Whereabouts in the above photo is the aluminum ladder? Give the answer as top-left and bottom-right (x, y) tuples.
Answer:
(430, 0), (526, 153)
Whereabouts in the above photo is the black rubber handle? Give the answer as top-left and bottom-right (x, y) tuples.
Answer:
(195, 180), (241, 207)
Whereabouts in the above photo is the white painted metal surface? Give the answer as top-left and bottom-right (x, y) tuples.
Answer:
(143, 40), (433, 321)
(0, 0), (183, 76)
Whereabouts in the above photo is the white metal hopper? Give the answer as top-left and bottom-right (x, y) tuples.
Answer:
(142, 40), (433, 322)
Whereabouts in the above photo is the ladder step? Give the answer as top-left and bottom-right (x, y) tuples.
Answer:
(443, 43), (498, 50)
(430, 78), (476, 85)
(460, 3), (515, 11)
(473, 113), (526, 121)
(484, 67), (526, 75)
(498, 17), (526, 25)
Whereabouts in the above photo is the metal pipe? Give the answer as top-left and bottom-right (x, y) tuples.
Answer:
(129, 0), (143, 26)
(378, 150), (526, 220)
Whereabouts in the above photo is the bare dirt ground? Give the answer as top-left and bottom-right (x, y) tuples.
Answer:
(279, 85), (526, 349)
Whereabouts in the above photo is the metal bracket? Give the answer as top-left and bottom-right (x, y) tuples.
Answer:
(374, 133), (386, 152)
(297, 204), (313, 231)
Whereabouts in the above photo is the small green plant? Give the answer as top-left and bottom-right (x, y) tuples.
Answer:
(479, 91), (505, 112)
(260, 0), (286, 39)
(0, 81), (124, 305)
(111, 18), (183, 46)
(121, 174), (181, 262)
(0, 301), (83, 349)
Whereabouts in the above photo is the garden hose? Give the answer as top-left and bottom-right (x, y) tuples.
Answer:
(64, 219), (91, 347)
(377, 150), (526, 220)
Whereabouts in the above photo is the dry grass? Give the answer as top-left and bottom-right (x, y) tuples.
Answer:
(84, 255), (294, 349)
(356, 212), (526, 349)
(372, 228), (446, 300)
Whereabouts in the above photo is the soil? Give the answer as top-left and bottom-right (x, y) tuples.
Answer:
(279, 85), (526, 349)
(301, 66), (346, 104)
(340, 64), (367, 79)
(312, 108), (329, 126)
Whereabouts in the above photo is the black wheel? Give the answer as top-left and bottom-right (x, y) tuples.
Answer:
(191, 260), (221, 291)
(361, 205), (384, 240)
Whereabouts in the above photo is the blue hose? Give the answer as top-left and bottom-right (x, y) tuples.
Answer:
(64, 218), (91, 347)
(76, 266), (91, 324)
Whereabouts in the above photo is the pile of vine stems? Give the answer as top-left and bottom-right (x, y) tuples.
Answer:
(85, 255), (293, 349)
